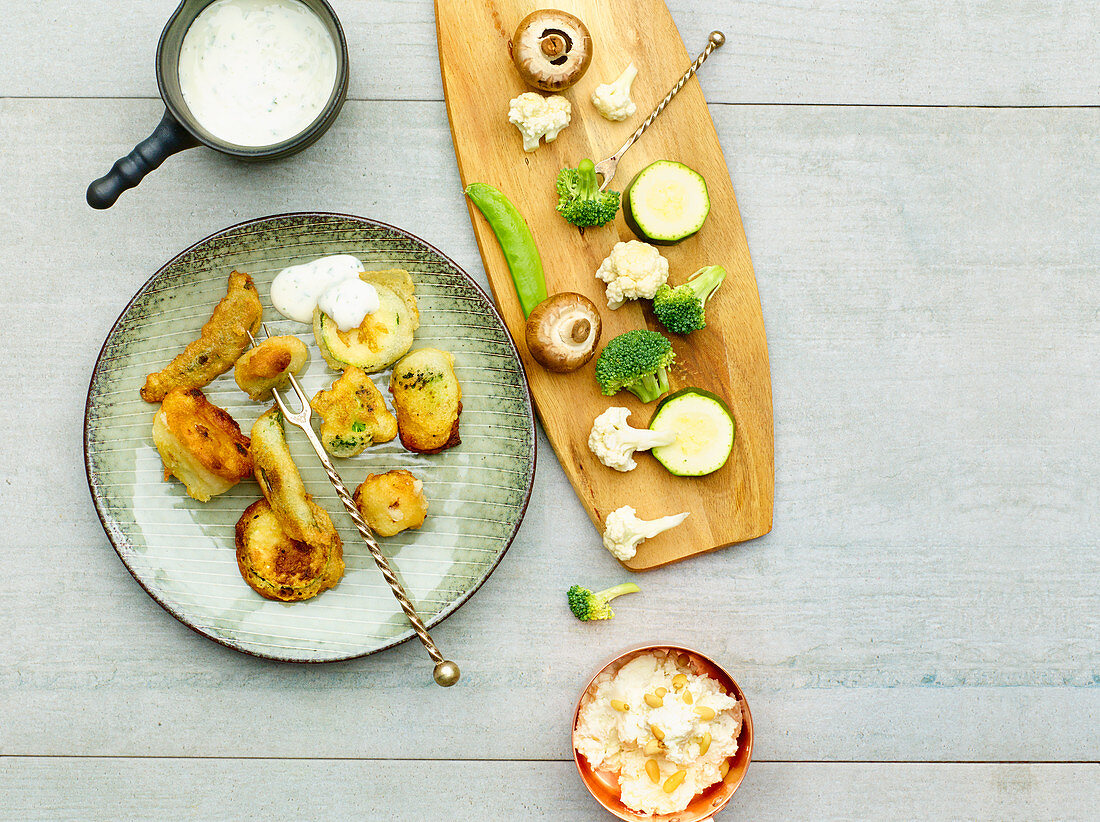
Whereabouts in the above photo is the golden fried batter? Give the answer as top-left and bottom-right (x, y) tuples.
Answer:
(353, 469), (428, 537)
(151, 387), (253, 502)
(235, 499), (344, 602)
(310, 367), (398, 458)
(249, 407), (341, 550)
(141, 271), (263, 403)
(389, 348), (462, 454)
(234, 334), (309, 401)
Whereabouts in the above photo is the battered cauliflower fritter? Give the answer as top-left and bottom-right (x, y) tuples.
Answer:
(141, 271), (262, 402)
(151, 387), (253, 502)
(353, 469), (428, 537)
(310, 367), (398, 458)
(234, 335), (309, 401)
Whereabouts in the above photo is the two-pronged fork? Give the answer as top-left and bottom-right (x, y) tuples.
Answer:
(248, 325), (459, 687)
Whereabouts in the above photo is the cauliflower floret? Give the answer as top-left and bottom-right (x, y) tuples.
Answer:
(595, 240), (669, 309)
(508, 92), (572, 152)
(591, 62), (638, 122)
(602, 505), (689, 561)
(588, 407), (675, 472)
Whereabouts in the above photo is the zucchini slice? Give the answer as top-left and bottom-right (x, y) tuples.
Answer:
(623, 160), (710, 245)
(648, 388), (734, 476)
(313, 284), (417, 372)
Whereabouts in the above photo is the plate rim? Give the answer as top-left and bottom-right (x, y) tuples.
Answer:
(83, 211), (537, 664)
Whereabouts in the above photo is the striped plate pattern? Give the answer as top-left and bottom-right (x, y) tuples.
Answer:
(84, 214), (535, 662)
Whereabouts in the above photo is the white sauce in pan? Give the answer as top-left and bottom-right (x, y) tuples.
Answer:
(271, 254), (379, 330)
(178, 0), (338, 147)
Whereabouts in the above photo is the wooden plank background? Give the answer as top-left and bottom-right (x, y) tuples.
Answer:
(0, 0), (1097, 818)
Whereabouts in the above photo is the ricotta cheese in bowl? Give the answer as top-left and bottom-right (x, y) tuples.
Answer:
(573, 646), (752, 819)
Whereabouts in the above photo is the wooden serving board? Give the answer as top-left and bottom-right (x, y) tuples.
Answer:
(436, 0), (773, 569)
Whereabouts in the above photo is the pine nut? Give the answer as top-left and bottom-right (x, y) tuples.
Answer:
(719, 760), (730, 779)
(663, 769), (687, 793)
(699, 732), (711, 755)
(682, 690), (693, 705)
(672, 674), (688, 691)
(677, 653), (691, 668)
(655, 687), (667, 698)
(610, 699), (629, 712)
(695, 705), (716, 721)
(644, 739), (661, 756)
(650, 724), (665, 741)
(646, 759), (660, 784)
(644, 693), (664, 708)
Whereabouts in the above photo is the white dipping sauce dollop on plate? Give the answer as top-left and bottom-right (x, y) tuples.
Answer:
(178, 0), (338, 147)
(270, 254), (368, 323)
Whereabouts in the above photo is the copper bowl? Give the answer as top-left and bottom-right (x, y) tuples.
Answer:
(571, 644), (753, 821)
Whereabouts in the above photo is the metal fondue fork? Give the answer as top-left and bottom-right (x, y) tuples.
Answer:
(595, 31), (726, 191)
(248, 325), (460, 687)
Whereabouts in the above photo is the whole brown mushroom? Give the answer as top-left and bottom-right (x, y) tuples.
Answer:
(511, 9), (593, 92)
(525, 292), (602, 373)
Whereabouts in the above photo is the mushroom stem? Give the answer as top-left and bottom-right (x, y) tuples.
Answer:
(570, 319), (591, 343)
(541, 34), (566, 58)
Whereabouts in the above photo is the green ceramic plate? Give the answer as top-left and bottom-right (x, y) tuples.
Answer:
(84, 214), (535, 662)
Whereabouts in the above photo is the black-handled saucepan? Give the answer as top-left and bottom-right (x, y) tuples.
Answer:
(87, 0), (348, 209)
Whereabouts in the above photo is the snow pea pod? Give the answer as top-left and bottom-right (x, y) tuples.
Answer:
(465, 183), (548, 317)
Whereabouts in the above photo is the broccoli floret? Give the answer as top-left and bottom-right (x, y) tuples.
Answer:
(567, 582), (641, 621)
(652, 265), (727, 335)
(556, 158), (621, 228)
(594, 329), (675, 403)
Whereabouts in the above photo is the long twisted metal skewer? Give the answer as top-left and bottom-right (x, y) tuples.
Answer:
(595, 31), (726, 191)
(248, 327), (459, 687)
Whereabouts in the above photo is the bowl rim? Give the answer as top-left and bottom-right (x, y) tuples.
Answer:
(571, 643), (753, 821)
(155, 0), (350, 157)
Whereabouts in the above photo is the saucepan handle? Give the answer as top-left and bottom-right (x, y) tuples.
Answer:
(86, 109), (199, 209)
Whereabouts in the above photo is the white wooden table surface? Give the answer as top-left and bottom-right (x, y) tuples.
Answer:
(1, 1), (1097, 818)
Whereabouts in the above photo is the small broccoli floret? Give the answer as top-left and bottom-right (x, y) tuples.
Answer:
(652, 265), (727, 335)
(556, 158), (621, 228)
(594, 329), (675, 403)
(567, 582), (641, 621)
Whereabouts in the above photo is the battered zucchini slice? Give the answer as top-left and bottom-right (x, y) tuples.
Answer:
(313, 281), (419, 372)
(235, 499), (344, 602)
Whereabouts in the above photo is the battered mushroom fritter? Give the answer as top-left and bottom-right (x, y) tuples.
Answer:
(310, 367), (398, 458)
(241, 407), (344, 602)
(353, 469), (428, 538)
(235, 500), (344, 602)
(389, 348), (462, 454)
(141, 271), (263, 403)
(234, 334), (309, 401)
(151, 387), (253, 502)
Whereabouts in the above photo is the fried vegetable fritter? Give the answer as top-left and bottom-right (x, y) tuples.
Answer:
(141, 271), (263, 403)
(353, 469), (428, 537)
(242, 407), (344, 601)
(151, 387), (253, 502)
(389, 348), (462, 454)
(309, 367), (398, 458)
(235, 499), (344, 602)
(313, 284), (418, 373)
(234, 334), (309, 401)
(249, 407), (342, 550)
